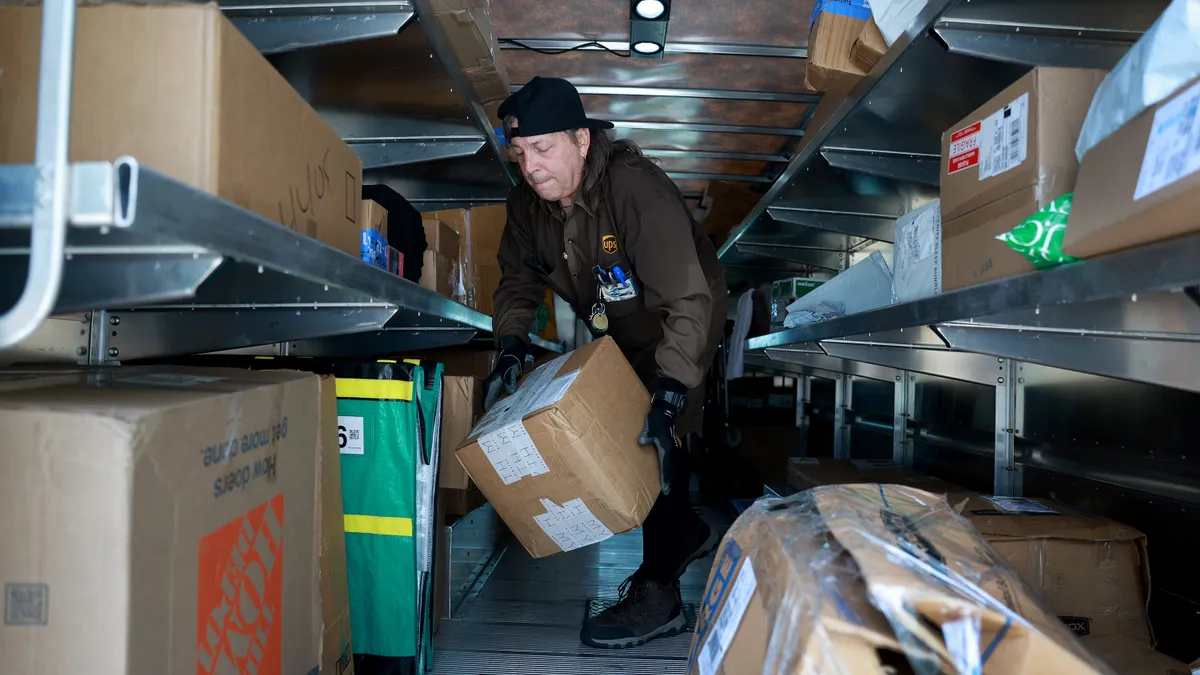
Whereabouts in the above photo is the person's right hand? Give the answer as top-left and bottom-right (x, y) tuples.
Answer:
(482, 335), (529, 411)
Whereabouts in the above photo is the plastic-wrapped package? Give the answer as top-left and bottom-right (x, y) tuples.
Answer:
(869, 0), (928, 46)
(1076, 0), (1200, 162)
(783, 250), (893, 328)
(893, 199), (942, 303)
(687, 485), (1113, 675)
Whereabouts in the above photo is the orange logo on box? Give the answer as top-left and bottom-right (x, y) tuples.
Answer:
(197, 494), (284, 675)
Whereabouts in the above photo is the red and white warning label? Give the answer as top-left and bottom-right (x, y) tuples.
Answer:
(948, 121), (982, 175)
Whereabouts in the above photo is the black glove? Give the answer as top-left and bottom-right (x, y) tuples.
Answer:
(482, 335), (528, 411)
(638, 380), (687, 496)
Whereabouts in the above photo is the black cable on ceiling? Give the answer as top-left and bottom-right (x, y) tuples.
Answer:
(500, 38), (630, 57)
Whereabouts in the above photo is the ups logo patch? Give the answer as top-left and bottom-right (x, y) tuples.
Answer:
(601, 235), (618, 255)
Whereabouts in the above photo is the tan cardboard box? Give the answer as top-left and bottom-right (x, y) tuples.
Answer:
(0, 367), (320, 675)
(409, 348), (498, 380)
(316, 376), (355, 675)
(420, 205), (506, 309)
(420, 251), (455, 296)
(1068, 74), (1200, 259)
(687, 485), (1108, 675)
(786, 457), (967, 495)
(441, 375), (483, 490)
(0, 5), (363, 249)
(851, 16), (888, 72)
(951, 493), (1152, 646)
(805, 9), (868, 93)
(428, 0), (511, 126)
(1086, 636), (1191, 675)
(939, 67), (1104, 290)
(423, 219), (461, 262)
(454, 337), (658, 558)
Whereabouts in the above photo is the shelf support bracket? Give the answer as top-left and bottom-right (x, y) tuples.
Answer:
(893, 370), (915, 466)
(993, 359), (1024, 497)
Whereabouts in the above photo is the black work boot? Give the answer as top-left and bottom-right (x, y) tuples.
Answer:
(580, 574), (686, 649)
(674, 518), (719, 578)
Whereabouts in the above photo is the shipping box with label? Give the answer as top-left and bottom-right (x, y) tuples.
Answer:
(805, 0), (872, 93)
(0, 4), (363, 250)
(0, 367), (320, 675)
(952, 493), (1152, 646)
(688, 485), (1109, 675)
(1069, 73), (1200, 259)
(454, 337), (659, 558)
(786, 457), (968, 495)
(940, 67), (1104, 290)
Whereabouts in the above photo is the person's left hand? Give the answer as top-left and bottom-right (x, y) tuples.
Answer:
(638, 382), (686, 496)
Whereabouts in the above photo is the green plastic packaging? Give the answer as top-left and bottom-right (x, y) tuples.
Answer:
(996, 193), (1079, 270)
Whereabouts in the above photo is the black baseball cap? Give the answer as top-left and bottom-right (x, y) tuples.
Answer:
(498, 77), (615, 139)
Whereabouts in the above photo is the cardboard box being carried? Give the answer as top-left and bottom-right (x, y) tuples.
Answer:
(687, 485), (1109, 675)
(786, 457), (968, 495)
(939, 67), (1105, 291)
(454, 337), (658, 558)
(0, 4), (363, 251)
(952, 493), (1152, 646)
(805, 0), (872, 93)
(0, 367), (320, 675)
(1069, 74), (1200, 259)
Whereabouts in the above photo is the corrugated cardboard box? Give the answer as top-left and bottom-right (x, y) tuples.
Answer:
(940, 67), (1103, 290)
(420, 205), (506, 310)
(359, 199), (390, 269)
(786, 457), (967, 495)
(454, 337), (658, 558)
(1068, 74), (1200, 259)
(805, 0), (871, 93)
(688, 486), (1109, 674)
(1087, 636), (1192, 675)
(440, 375), (482, 489)
(316, 376), (355, 675)
(428, 0), (511, 125)
(420, 251), (455, 296)
(0, 5), (363, 249)
(423, 219), (461, 262)
(0, 367), (320, 675)
(851, 16), (888, 72)
(952, 493), (1152, 646)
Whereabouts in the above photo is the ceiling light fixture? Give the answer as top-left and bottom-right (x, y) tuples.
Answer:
(634, 0), (665, 19)
(629, 0), (669, 60)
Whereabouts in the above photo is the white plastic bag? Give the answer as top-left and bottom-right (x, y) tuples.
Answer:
(892, 199), (941, 303)
(783, 251), (893, 328)
(869, 0), (928, 46)
(1076, 0), (1200, 162)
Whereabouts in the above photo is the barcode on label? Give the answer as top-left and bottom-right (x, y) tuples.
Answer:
(979, 93), (1028, 181)
(1135, 80), (1200, 200)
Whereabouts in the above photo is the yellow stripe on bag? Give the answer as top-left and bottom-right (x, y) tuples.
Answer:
(344, 514), (414, 537)
(403, 358), (420, 365)
(335, 378), (413, 401)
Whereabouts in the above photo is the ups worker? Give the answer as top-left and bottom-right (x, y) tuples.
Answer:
(481, 77), (727, 649)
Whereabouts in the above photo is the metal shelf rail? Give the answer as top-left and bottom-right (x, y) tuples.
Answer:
(0, 0), (560, 364)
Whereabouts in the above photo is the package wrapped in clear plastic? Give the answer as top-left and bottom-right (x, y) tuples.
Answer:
(687, 484), (1113, 675)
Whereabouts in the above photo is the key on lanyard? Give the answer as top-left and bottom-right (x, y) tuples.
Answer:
(589, 302), (609, 333)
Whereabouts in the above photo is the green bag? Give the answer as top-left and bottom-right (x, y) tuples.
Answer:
(996, 193), (1080, 270)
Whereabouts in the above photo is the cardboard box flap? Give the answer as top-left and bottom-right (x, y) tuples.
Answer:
(951, 494), (1146, 543)
(813, 484), (1111, 674)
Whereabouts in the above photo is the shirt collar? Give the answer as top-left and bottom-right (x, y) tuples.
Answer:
(537, 190), (596, 221)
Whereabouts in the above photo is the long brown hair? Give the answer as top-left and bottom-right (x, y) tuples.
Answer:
(503, 117), (650, 212)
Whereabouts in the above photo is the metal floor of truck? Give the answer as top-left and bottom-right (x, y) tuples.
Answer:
(432, 520), (719, 674)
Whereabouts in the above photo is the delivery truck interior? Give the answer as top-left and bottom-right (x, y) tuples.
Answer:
(2, 0), (1200, 674)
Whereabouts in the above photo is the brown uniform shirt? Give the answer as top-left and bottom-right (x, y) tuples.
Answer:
(493, 151), (726, 391)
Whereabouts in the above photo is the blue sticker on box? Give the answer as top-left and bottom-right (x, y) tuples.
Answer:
(688, 538), (743, 671)
(361, 230), (389, 270)
(811, 0), (871, 27)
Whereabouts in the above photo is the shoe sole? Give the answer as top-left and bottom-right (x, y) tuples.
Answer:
(674, 521), (721, 578)
(580, 612), (688, 649)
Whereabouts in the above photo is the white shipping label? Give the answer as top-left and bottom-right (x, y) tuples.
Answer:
(478, 421), (551, 484)
(698, 559), (758, 675)
(986, 496), (1058, 514)
(1135, 79), (1200, 200)
(338, 416), (366, 455)
(979, 92), (1029, 180)
(533, 498), (613, 553)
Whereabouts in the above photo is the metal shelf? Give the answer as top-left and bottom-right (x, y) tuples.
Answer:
(716, 0), (1168, 288)
(0, 159), (558, 363)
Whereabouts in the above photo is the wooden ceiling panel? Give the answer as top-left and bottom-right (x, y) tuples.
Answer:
(652, 157), (769, 175)
(583, 95), (810, 128)
(503, 51), (811, 94)
(492, 0), (628, 41)
(671, 178), (715, 195)
(612, 127), (791, 154)
(670, 0), (815, 46)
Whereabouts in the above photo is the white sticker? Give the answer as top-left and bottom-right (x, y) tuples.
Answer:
(533, 498), (613, 553)
(338, 416), (366, 455)
(986, 496), (1058, 514)
(1135, 79), (1200, 200)
(529, 370), (580, 413)
(698, 558), (758, 675)
(978, 92), (1029, 180)
(470, 354), (569, 439)
(942, 617), (983, 675)
(478, 420), (550, 484)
